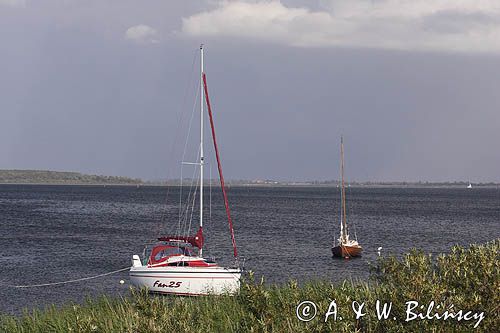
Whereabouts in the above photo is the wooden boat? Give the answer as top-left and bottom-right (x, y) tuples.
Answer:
(130, 45), (241, 295)
(332, 136), (362, 258)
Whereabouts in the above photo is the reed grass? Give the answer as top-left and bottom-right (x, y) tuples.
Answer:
(1, 240), (498, 332)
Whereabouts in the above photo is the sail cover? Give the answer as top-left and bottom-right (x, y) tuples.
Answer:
(158, 226), (204, 249)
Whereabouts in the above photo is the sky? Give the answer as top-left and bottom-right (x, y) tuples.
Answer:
(1, 0), (500, 182)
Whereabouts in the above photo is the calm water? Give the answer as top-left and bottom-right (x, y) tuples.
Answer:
(0, 185), (498, 314)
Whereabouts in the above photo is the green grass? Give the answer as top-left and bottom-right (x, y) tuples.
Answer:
(1, 240), (498, 332)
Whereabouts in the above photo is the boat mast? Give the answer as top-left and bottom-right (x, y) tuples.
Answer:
(340, 136), (347, 243)
(199, 44), (204, 256)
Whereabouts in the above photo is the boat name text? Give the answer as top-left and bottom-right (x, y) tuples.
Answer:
(153, 280), (182, 288)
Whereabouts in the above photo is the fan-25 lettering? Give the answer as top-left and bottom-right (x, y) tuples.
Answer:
(153, 280), (182, 288)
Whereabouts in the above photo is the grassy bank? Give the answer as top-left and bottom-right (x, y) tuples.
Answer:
(1, 240), (498, 332)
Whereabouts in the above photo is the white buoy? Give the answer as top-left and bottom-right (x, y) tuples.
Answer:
(119, 280), (125, 285)
(377, 247), (382, 256)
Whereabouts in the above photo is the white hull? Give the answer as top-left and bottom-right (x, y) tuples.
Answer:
(129, 266), (241, 295)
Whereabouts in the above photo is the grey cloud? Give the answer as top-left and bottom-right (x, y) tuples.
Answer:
(125, 24), (159, 43)
(421, 10), (500, 34)
(0, 0), (25, 8)
(181, 1), (500, 53)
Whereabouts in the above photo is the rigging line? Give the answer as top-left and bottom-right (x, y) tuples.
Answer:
(339, 160), (343, 242)
(179, 167), (196, 235)
(177, 144), (200, 235)
(339, 182), (344, 245)
(181, 173), (196, 222)
(178, 166), (199, 235)
(186, 182), (199, 240)
(209, 163), (212, 223)
(339, 156), (343, 243)
(179, 175), (197, 238)
(158, 49), (199, 231)
(181, 168), (199, 238)
(178, 146), (200, 238)
(342, 137), (357, 242)
(180, 78), (201, 171)
(7, 267), (130, 288)
(332, 185), (337, 247)
(340, 136), (348, 242)
(177, 77), (201, 232)
(178, 167), (199, 241)
(179, 165), (183, 232)
(347, 182), (358, 241)
(179, 179), (195, 236)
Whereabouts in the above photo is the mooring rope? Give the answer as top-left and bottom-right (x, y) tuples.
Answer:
(5, 266), (130, 288)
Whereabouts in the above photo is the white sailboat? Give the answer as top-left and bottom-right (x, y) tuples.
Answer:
(129, 45), (241, 295)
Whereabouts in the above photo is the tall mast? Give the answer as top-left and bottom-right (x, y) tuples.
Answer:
(340, 136), (347, 242)
(199, 44), (204, 256)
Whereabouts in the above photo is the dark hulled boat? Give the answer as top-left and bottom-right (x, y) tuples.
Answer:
(332, 136), (362, 258)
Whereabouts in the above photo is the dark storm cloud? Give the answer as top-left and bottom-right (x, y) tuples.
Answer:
(0, 1), (499, 182)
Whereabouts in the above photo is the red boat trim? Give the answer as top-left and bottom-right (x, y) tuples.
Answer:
(130, 270), (239, 274)
(148, 262), (216, 268)
(152, 290), (210, 296)
(130, 274), (236, 279)
(202, 72), (238, 258)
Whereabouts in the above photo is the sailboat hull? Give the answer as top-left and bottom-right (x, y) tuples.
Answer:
(129, 266), (241, 296)
(332, 244), (362, 258)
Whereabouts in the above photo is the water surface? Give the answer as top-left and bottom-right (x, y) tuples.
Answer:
(0, 185), (498, 314)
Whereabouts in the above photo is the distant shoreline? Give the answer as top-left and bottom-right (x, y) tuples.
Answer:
(0, 182), (498, 189)
(0, 170), (141, 186)
(1, 170), (498, 187)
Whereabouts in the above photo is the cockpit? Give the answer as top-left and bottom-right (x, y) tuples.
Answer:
(146, 245), (194, 266)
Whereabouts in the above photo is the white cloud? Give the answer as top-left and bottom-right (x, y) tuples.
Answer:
(0, 0), (26, 8)
(181, 0), (500, 53)
(124, 24), (159, 43)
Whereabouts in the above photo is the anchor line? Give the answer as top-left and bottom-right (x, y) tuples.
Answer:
(3, 266), (130, 288)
